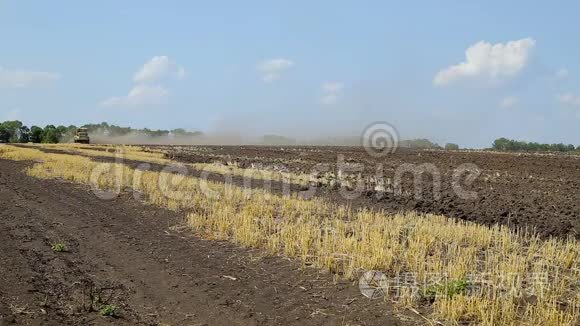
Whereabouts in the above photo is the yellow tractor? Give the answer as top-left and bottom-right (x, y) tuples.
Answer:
(73, 128), (90, 144)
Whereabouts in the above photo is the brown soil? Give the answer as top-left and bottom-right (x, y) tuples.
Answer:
(162, 146), (580, 239)
(27, 145), (580, 239)
(0, 159), (418, 325)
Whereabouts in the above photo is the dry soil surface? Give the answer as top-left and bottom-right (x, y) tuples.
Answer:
(0, 159), (417, 325)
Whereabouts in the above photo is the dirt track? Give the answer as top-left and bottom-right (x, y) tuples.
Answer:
(0, 159), (415, 325)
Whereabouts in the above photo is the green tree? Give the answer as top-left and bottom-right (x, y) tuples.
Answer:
(1, 120), (24, 143)
(41, 125), (60, 143)
(30, 126), (44, 143)
(18, 126), (30, 143)
(172, 128), (187, 135)
(492, 138), (509, 151)
(404, 138), (441, 149)
(0, 125), (9, 143)
(56, 125), (68, 135)
(445, 143), (460, 150)
(492, 138), (578, 153)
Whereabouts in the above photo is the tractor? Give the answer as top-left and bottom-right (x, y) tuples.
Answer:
(73, 128), (90, 144)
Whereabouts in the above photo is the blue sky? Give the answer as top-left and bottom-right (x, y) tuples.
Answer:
(1, 1), (579, 147)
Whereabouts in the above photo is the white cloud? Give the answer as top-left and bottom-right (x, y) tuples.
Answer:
(556, 93), (580, 108)
(133, 56), (185, 84)
(258, 58), (294, 82)
(434, 38), (535, 86)
(101, 85), (169, 108)
(0, 66), (60, 88)
(499, 96), (518, 109)
(556, 68), (569, 79)
(102, 56), (184, 109)
(320, 81), (344, 105)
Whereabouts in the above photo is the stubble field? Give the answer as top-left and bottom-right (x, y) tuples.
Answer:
(162, 145), (579, 239)
(0, 143), (578, 325)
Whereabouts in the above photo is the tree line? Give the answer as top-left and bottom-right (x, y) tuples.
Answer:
(491, 137), (579, 152)
(82, 122), (203, 138)
(2, 120), (577, 152)
(0, 120), (204, 144)
(0, 120), (78, 144)
(401, 139), (460, 150)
